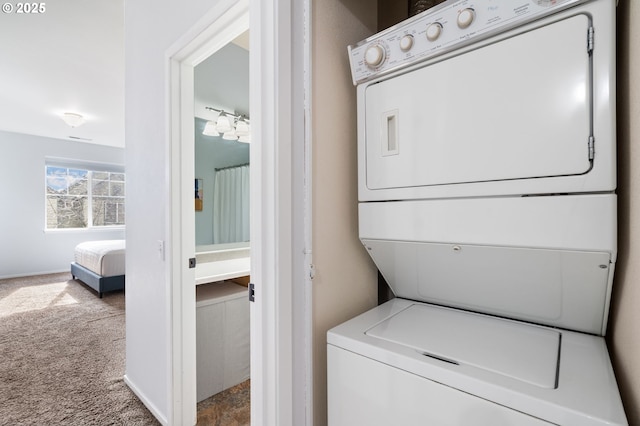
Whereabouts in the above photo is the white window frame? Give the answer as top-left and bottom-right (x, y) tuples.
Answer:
(44, 160), (126, 231)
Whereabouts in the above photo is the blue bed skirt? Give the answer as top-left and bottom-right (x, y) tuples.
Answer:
(70, 262), (125, 298)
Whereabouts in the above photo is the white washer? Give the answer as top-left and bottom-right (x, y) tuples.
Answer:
(328, 0), (627, 424)
(328, 300), (625, 426)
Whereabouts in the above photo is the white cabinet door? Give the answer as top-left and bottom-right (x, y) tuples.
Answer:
(196, 282), (250, 402)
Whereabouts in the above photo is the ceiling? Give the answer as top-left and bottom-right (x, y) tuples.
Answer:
(194, 35), (250, 123)
(194, 32), (250, 162)
(0, 0), (125, 147)
(0, 1), (249, 150)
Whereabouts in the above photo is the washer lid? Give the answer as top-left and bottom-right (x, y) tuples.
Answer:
(365, 304), (560, 389)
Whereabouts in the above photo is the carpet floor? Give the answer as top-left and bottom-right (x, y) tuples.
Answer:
(0, 272), (250, 426)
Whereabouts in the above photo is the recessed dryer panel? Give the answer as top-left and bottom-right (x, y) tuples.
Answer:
(365, 15), (591, 190)
(354, 0), (616, 201)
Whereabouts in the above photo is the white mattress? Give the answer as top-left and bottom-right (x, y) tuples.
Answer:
(74, 240), (126, 277)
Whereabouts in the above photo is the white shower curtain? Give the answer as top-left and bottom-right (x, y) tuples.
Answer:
(213, 164), (250, 244)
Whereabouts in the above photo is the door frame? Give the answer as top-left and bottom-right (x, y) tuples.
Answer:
(167, 0), (310, 424)
(168, 1), (249, 424)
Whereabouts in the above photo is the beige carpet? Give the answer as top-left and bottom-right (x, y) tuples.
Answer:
(0, 272), (158, 425)
(0, 272), (250, 426)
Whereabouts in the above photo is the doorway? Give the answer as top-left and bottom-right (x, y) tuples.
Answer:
(168, 0), (309, 424)
(193, 29), (251, 415)
(168, 2), (250, 424)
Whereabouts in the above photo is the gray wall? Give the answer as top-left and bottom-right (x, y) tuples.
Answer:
(194, 118), (249, 245)
(124, 0), (220, 419)
(0, 130), (125, 278)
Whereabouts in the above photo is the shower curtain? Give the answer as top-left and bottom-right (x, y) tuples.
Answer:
(213, 164), (250, 244)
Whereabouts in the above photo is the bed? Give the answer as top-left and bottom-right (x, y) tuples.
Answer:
(70, 240), (125, 297)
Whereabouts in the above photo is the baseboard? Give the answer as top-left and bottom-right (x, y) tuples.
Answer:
(0, 269), (69, 280)
(123, 374), (168, 425)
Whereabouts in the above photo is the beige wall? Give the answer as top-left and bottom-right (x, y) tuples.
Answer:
(608, 1), (640, 424)
(311, 0), (378, 424)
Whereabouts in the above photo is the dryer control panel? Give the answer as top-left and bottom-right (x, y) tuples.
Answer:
(348, 0), (586, 85)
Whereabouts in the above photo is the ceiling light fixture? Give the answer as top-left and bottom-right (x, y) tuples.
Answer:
(215, 112), (232, 133)
(235, 118), (250, 136)
(203, 107), (250, 143)
(61, 112), (85, 128)
(222, 130), (238, 141)
(202, 120), (218, 136)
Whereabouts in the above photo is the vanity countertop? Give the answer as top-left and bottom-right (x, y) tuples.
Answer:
(195, 256), (250, 285)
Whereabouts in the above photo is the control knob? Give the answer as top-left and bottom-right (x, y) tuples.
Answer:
(399, 34), (414, 52)
(457, 8), (475, 29)
(426, 22), (443, 42)
(364, 44), (386, 68)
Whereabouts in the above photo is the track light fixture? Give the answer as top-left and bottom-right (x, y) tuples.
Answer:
(202, 107), (250, 143)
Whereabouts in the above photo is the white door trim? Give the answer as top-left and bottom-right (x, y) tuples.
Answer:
(167, 1), (250, 425)
(250, 0), (311, 423)
(251, 0), (294, 423)
(168, 0), (311, 424)
(301, 0), (314, 421)
(251, 0), (312, 424)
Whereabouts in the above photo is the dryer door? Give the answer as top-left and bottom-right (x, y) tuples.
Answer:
(364, 13), (592, 191)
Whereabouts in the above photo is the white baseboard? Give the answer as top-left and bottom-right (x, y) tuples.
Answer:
(0, 269), (69, 280)
(124, 374), (169, 425)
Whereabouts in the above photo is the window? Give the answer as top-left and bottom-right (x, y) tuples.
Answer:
(45, 165), (125, 229)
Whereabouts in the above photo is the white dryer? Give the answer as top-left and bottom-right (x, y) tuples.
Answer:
(328, 0), (628, 424)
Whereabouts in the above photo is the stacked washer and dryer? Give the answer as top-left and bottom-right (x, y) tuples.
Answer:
(327, 0), (628, 424)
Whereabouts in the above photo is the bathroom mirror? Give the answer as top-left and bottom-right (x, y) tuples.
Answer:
(194, 35), (250, 246)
